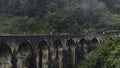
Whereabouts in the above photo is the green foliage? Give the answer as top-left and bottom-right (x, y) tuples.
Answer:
(0, 0), (119, 34)
(78, 37), (120, 68)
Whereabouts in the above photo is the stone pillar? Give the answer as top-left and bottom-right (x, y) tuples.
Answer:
(17, 56), (28, 68)
(48, 46), (59, 68)
(8, 63), (10, 68)
(5, 63), (9, 68)
(17, 58), (22, 68)
(42, 49), (48, 68)
(71, 47), (76, 66)
(2, 63), (4, 68)
(54, 46), (59, 68)
(58, 48), (63, 68)
(22, 57), (27, 68)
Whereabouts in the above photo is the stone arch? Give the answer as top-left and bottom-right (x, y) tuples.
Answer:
(38, 39), (48, 68)
(53, 39), (63, 68)
(62, 39), (75, 68)
(79, 37), (87, 45)
(18, 42), (32, 56)
(92, 37), (99, 45)
(66, 38), (75, 47)
(53, 39), (62, 48)
(38, 39), (47, 50)
(0, 43), (12, 68)
(79, 37), (88, 54)
(91, 37), (99, 51)
(17, 41), (33, 68)
(74, 37), (87, 66)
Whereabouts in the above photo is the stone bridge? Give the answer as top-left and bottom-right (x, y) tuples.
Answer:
(0, 34), (111, 68)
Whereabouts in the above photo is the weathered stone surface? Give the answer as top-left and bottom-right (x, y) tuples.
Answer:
(0, 34), (112, 68)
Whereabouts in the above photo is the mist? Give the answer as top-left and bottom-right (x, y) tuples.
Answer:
(65, 0), (108, 15)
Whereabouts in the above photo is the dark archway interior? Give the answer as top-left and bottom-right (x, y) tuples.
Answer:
(18, 42), (35, 68)
(0, 43), (12, 57)
(63, 39), (75, 68)
(0, 43), (12, 68)
(38, 39), (47, 68)
(38, 39), (47, 50)
(66, 39), (75, 47)
(18, 42), (32, 56)
(53, 39), (62, 48)
(53, 39), (62, 59)
(92, 37), (98, 44)
(79, 37), (87, 45)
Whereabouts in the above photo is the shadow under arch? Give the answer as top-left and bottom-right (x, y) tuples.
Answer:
(92, 37), (99, 45)
(0, 43), (12, 68)
(0, 43), (12, 55)
(79, 37), (89, 54)
(53, 39), (63, 60)
(63, 39), (75, 68)
(79, 37), (87, 45)
(74, 37), (88, 66)
(38, 39), (47, 68)
(38, 39), (47, 50)
(53, 39), (63, 48)
(66, 38), (75, 47)
(18, 41), (33, 56)
(18, 41), (35, 68)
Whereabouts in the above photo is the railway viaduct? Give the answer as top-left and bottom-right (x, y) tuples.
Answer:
(0, 34), (113, 68)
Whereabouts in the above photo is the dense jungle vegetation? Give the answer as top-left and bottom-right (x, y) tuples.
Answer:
(0, 0), (120, 34)
(78, 36), (120, 68)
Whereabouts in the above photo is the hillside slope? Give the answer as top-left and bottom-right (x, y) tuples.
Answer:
(0, 0), (119, 34)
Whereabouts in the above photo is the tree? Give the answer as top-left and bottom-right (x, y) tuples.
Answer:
(22, 0), (36, 17)
(34, 0), (51, 18)
(78, 37), (120, 68)
(8, 0), (23, 15)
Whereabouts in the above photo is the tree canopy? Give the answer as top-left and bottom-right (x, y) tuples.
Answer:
(0, 0), (119, 34)
(78, 36), (120, 68)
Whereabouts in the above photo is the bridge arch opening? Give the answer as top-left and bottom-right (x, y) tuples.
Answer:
(66, 39), (75, 47)
(91, 37), (99, 51)
(0, 43), (12, 68)
(79, 37), (87, 46)
(18, 41), (33, 68)
(18, 42), (32, 56)
(79, 37), (89, 54)
(38, 39), (47, 50)
(63, 39), (75, 68)
(38, 39), (48, 68)
(53, 39), (62, 48)
(52, 39), (63, 68)
(74, 37), (88, 65)
(92, 37), (99, 45)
